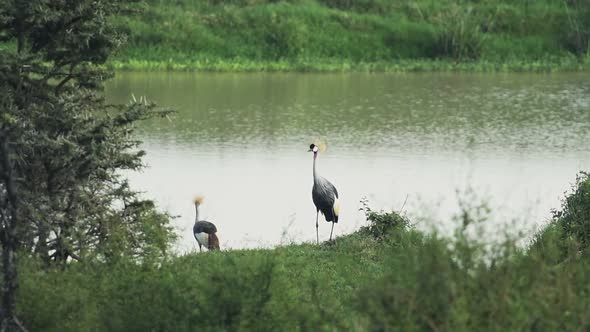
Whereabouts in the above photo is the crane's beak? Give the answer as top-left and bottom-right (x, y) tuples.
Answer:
(307, 148), (312, 152)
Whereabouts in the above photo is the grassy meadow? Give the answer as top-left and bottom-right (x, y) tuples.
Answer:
(18, 173), (590, 331)
(111, 0), (590, 71)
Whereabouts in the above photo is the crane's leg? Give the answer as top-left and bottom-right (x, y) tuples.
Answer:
(316, 210), (319, 245)
(329, 221), (335, 242)
(198, 243), (202, 252)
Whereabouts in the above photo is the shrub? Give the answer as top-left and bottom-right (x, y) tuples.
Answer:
(554, 172), (590, 252)
(356, 234), (455, 331)
(384, 20), (440, 58)
(359, 199), (411, 241)
(556, 0), (590, 55)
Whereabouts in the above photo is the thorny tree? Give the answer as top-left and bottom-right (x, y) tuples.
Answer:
(0, 1), (174, 330)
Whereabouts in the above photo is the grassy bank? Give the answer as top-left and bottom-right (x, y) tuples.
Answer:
(109, 56), (590, 72)
(17, 173), (590, 330)
(112, 0), (590, 72)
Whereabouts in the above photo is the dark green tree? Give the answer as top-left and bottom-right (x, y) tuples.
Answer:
(0, 1), (174, 329)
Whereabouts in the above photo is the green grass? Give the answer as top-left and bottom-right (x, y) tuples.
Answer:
(110, 0), (590, 72)
(17, 173), (590, 331)
(108, 56), (590, 72)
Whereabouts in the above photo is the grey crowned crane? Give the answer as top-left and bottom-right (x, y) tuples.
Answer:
(193, 196), (220, 252)
(308, 143), (340, 244)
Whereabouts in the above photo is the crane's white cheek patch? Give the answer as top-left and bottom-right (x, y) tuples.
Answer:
(195, 232), (209, 247)
(333, 197), (341, 216)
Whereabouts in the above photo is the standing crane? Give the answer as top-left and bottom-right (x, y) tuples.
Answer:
(308, 143), (340, 244)
(193, 196), (220, 252)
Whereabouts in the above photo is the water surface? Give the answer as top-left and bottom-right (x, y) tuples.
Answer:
(106, 72), (590, 251)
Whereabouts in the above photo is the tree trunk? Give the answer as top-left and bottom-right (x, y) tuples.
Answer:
(0, 130), (23, 332)
(1, 242), (17, 332)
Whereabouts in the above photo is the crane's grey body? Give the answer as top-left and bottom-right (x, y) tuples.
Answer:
(309, 143), (340, 244)
(312, 176), (339, 223)
(193, 220), (217, 234)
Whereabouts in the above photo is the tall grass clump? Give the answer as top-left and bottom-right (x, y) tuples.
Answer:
(433, 4), (485, 60)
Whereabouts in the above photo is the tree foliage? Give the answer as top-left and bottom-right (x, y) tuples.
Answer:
(0, 1), (175, 328)
(0, 0), (174, 265)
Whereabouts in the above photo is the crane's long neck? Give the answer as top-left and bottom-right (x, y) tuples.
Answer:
(312, 152), (318, 182)
(194, 204), (200, 223)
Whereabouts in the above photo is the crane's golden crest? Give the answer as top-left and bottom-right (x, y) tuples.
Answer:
(193, 195), (205, 205)
(311, 138), (328, 153)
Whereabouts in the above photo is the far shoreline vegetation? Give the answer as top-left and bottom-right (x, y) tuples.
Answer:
(109, 56), (590, 72)
(111, 0), (590, 72)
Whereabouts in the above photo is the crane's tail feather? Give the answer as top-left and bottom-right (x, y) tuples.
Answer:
(326, 197), (340, 223)
(320, 209), (339, 223)
(326, 216), (339, 223)
(208, 233), (220, 250)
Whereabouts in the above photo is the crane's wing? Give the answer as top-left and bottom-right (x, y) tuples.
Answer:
(193, 220), (218, 234)
(312, 177), (339, 223)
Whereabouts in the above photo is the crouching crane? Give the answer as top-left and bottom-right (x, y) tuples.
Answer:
(308, 143), (340, 244)
(193, 196), (220, 252)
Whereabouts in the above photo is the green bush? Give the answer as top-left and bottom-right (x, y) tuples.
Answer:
(384, 20), (440, 58)
(359, 200), (411, 241)
(356, 235), (455, 331)
(554, 172), (590, 252)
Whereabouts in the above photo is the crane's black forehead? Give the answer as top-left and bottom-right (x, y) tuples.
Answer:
(309, 143), (316, 149)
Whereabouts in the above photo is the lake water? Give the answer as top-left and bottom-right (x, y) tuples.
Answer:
(105, 72), (590, 252)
